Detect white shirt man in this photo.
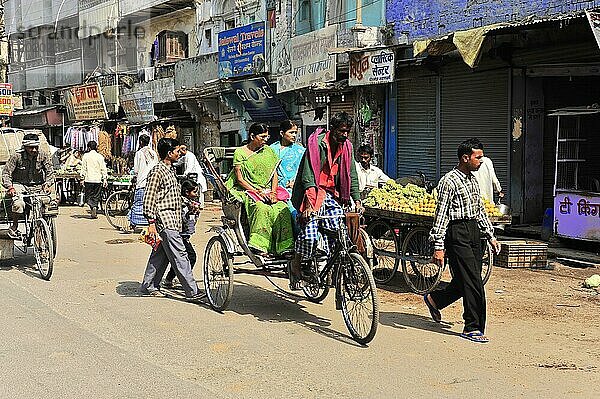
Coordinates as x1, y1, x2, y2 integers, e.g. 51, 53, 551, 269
134, 141, 158, 189
81, 148, 107, 184
472, 156, 502, 202
355, 145, 392, 193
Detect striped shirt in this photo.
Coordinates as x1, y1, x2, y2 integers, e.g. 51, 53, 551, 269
430, 168, 495, 250
143, 162, 182, 232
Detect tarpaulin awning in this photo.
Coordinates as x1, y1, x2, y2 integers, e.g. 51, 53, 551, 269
12, 105, 59, 116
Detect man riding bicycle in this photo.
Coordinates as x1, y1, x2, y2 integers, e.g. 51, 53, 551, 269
289, 112, 363, 290
2, 133, 55, 239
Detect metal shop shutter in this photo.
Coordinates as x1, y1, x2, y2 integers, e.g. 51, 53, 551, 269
440, 63, 510, 198
396, 74, 438, 180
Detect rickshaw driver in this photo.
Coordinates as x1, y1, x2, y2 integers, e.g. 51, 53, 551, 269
289, 112, 363, 290
2, 133, 56, 239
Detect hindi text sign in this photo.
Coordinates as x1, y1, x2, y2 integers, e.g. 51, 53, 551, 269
120, 92, 155, 124
0, 83, 14, 116
277, 25, 337, 93
65, 83, 108, 121
349, 49, 395, 86
555, 192, 600, 241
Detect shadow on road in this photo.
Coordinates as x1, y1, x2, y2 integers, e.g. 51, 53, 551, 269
224, 281, 365, 347
116, 280, 143, 296
0, 252, 46, 280
379, 311, 460, 337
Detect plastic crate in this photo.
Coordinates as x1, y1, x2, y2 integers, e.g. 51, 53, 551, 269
494, 240, 548, 269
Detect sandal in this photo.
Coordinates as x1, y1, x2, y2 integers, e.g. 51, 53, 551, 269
7, 228, 21, 240
460, 331, 489, 343
287, 262, 303, 291
423, 294, 442, 323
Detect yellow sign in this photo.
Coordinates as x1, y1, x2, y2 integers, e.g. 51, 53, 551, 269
0, 83, 14, 116
64, 83, 108, 121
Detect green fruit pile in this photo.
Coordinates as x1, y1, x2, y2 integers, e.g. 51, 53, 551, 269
364, 181, 438, 216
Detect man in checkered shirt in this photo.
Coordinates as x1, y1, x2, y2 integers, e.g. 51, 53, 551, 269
424, 138, 501, 343
139, 137, 200, 299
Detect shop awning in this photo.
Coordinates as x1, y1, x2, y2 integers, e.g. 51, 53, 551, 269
12, 105, 64, 128
548, 106, 600, 117
12, 105, 60, 116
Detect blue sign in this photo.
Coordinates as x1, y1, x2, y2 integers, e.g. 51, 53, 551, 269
230, 77, 287, 122
218, 22, 266, 79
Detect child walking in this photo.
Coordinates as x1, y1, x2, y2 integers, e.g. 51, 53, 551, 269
163, 179, 201, 288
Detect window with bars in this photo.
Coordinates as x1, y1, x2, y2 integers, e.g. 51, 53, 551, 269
157, 31, 188, 63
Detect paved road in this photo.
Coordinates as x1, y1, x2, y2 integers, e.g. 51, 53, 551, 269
1, 207, 598, 398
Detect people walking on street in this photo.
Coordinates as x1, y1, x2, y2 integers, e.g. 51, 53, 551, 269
2, 133, 55, 239
289, 112, 362, 290
140, 138, 200, 299
355, 144, 392, 194
80, 141, 107, 219
425, 138, 501, 343
163, 179, 201, 288
472, 147, 503, 202
128, 134, 158, 228
175, 144, 207, 208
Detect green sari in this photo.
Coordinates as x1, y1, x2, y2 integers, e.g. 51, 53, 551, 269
225, 145, 294, 254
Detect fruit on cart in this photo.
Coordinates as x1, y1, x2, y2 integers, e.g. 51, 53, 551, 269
365, 180, 504, 218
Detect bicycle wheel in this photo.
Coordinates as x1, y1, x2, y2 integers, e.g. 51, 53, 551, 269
203, 235, 234, 311
401, 227, 443, 294
302, 258, 330, 303
366, 220, 399, 284
448, 240, 493, 285
47, 217, 57, 258
337, 252, 379, 345
33, 219, 54, 280
105, 190, 133, 232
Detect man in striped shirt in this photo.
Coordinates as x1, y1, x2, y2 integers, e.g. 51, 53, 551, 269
424, 138, 501, 343
139, 138, 200, 299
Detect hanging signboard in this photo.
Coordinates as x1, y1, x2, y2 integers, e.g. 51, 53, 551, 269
0, 83, 14, 116
218, 22, 266, 79
586, 10, 600, 50
231, 77, 288, 122
277, 25, 337, 93
120, 91, 155, 124
555, 191, 600, 242
349, 49, 395, 86
64, 83, 108, 121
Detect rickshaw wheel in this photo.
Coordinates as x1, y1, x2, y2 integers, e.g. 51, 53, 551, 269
337, 252, 379, 345
366, 220, 399, 284
302, 258, 330, 303
401, 227, 443, 294
203, 235, 234, 311
448, 240, 493, 285
33, 219, 54, 281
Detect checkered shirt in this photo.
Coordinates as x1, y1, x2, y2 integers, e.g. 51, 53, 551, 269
295, 192, 344, 260
430, 168, 495, 250
143, 162, 182, 232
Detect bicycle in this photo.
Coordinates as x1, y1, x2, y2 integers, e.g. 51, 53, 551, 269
105, 180, 136, 233
13, 193, 57, 280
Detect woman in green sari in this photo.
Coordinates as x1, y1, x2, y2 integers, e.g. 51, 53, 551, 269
225, 123, 294, 255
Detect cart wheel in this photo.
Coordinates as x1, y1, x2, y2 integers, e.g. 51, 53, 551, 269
105, 190, 133, 233
302, 258, 330, 303
401, 227, 443, 294
33, 219, 54, 281
448, 240, 493, 285
337, 252, 379, 345
366, 220, 399, 284
203, 235, 234, 311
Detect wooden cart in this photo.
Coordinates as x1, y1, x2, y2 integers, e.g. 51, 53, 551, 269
364, 206, 511, 294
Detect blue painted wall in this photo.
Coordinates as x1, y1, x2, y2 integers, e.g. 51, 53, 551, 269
386, 0, 600, 41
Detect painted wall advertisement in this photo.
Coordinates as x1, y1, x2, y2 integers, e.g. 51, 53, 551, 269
64, 83, 108, 121
218, 22, 266, 79
0, 83, 14, 116
231, 77, 288, 122
120, 92, 155, 124
277, 25, 337, 93
349, 49, 395, 86
555, 191, 600, 241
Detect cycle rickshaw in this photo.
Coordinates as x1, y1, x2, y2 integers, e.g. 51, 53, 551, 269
201, 147, 379, 345
0, 191, 57, 280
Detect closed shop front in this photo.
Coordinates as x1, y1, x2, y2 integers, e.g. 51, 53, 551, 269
396, 68, 438, 180
440, 62, 510, 199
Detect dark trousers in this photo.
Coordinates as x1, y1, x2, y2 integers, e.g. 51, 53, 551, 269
166, 236, 196, 282
430, 219, 486, 333
84, 182, 103, 209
